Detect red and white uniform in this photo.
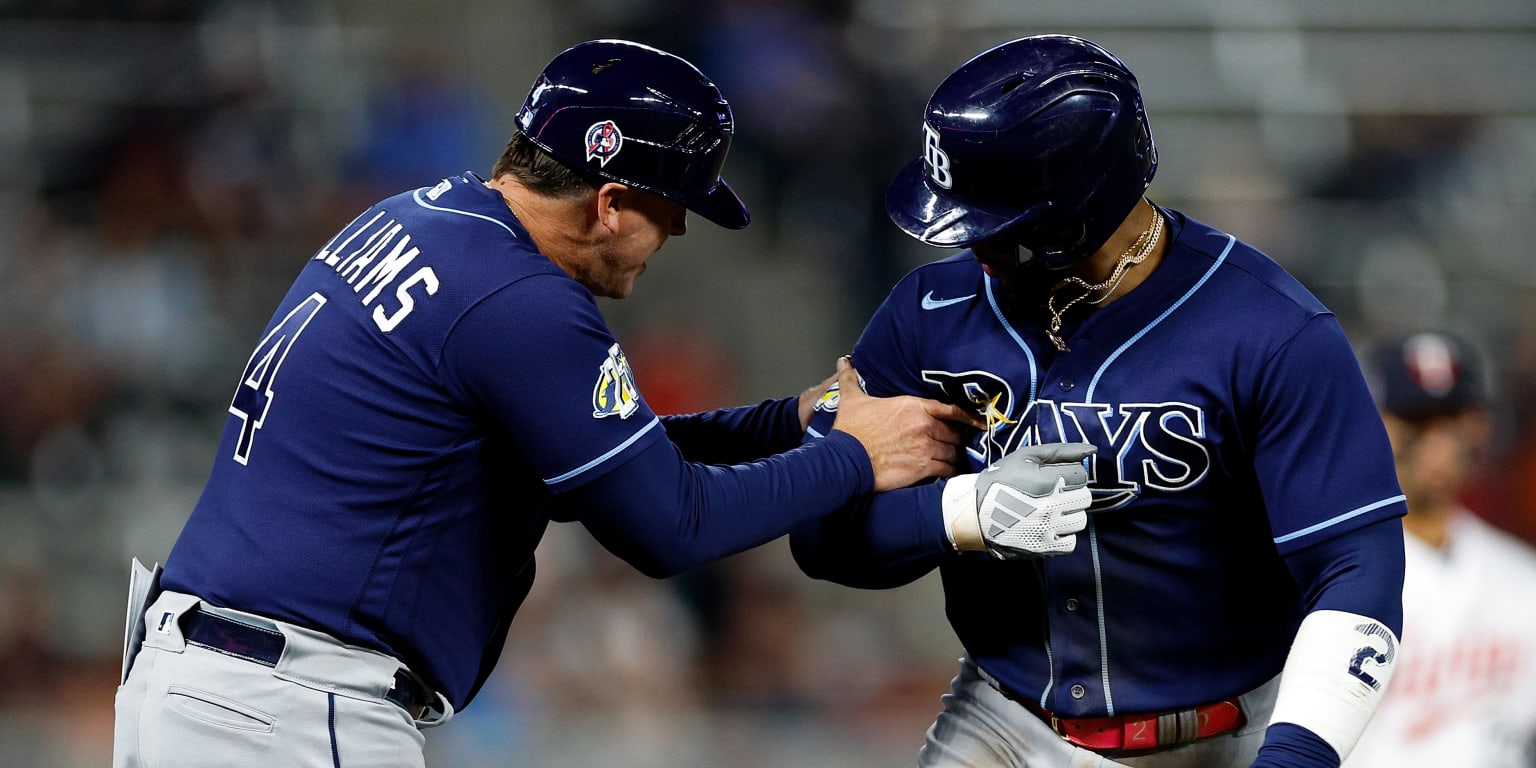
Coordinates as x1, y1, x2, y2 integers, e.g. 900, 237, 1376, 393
1347, 511, 1536, 768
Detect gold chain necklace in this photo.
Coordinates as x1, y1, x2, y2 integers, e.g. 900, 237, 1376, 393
1044, 210, 1164, 352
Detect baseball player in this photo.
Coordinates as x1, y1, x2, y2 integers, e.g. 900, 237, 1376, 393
790, 35, 1408, 767
1345, 332, 1536, 767
111, 39, 993, 768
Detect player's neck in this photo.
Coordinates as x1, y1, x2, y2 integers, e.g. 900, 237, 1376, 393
1403, 504, 1456, 550
1070, 200, 1167, 308
488, 176, 599, 275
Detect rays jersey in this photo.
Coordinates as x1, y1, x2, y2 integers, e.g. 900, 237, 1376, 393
1346, 512, 1536, 767
798, 208, 1406, 718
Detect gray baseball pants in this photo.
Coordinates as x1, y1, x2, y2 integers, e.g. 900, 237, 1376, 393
114, 590, 444, 768
918, 657, 1279, 768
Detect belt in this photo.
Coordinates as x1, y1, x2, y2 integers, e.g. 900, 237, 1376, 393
182, 607, 435, 720
1022, 697, 1246, 754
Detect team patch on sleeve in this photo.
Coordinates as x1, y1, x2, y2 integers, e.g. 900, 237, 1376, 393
813, 385, 841, 413
592, 343, 641, 419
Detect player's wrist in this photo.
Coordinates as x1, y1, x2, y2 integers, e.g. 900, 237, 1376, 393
941, 473, 984, 551
1249, 723, 1339, 768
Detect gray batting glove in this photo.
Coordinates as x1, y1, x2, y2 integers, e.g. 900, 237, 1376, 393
942, 443, 1096, 560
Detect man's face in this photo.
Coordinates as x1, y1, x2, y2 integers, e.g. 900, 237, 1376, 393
969, 236, 1017, 282
584, 189, 688, 299
969, 235, 1069, 308
1381, 410, 1487, 512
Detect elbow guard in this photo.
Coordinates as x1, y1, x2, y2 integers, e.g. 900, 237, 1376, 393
1268, 609, 1399, 761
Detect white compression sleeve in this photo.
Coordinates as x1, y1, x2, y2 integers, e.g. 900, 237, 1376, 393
1267, 609, 1399, 761
941, 473, 981, 551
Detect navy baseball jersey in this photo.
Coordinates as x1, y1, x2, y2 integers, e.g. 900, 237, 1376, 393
161, 172, 873, 710
795, 208, 1406, 718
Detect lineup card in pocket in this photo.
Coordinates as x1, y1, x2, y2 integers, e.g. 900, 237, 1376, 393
121, 558, 164, 685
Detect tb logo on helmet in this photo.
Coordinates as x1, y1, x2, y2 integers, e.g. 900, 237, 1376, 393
922, 123, 953, 189
585, 120, 624, 167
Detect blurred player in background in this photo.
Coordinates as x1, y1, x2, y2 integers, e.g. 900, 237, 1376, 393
1346, 331, 1536, 767
791, 34, 1406, 767
112, 39, 986, 768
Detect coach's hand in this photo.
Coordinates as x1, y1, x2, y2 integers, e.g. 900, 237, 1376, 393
943, 443, 1096, 559
830, 357, 984, 492
796, 369, 840, 432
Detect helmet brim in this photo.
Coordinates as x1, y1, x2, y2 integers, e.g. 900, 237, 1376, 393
684, 178, 750, 230
885, 158, 1036, 248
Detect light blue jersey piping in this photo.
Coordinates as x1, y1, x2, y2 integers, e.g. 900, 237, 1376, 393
544, 417, 661, 485
1084, 234, 1235, 403
1088, 522, 1117, 715
985, 274, 1040, 404
1273, 495, 1407, 545
412, 187, 519, 237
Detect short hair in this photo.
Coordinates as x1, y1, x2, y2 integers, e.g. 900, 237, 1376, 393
490, 132, 600, 199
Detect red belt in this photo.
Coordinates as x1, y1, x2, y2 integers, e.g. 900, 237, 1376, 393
1029, 698, 1246, 753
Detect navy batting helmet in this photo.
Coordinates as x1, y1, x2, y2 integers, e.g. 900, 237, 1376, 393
516, 39, 749, 229
886, 35, 1157, 268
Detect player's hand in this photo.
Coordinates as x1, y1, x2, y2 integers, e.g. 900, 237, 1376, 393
942, 442, 1096, 559
795, 367, 839, 432
830, 357, 985, 492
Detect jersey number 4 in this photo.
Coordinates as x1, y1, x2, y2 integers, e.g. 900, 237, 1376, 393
228, 293, 326, 465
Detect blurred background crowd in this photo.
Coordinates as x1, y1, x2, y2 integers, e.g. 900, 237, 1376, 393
1, 0, 1533, 765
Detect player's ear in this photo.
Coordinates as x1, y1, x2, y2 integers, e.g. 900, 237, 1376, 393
594, 182, 629, 234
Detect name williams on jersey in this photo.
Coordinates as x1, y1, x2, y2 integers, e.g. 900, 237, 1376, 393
310, 207, 440, 333
923, 369, 1210, 512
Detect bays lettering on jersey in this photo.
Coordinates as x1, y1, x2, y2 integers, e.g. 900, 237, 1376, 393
312, 209, 440, 332
923, 369, 1211, 511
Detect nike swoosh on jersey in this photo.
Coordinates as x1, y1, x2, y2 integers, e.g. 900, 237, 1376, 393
921, 291, 977, 310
